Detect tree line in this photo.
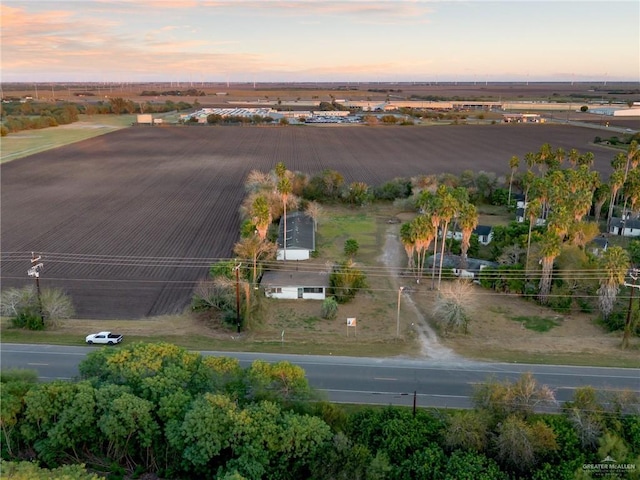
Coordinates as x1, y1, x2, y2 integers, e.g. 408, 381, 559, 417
2, 342, 638, 479
0, 98, 194, 136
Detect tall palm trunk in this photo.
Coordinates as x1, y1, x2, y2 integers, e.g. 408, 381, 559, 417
437, 220, 451, 290
430, 227, 439, 289
538, 256, 555, 304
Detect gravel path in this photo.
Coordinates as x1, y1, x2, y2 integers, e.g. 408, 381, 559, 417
380, 225, 469, 363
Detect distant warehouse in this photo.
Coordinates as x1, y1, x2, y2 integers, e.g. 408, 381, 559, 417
136, 114, 163, 125
502, 113, 543, 123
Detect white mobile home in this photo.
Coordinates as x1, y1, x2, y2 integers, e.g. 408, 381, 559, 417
277, 211, 316, 261
261, 270, 329, 300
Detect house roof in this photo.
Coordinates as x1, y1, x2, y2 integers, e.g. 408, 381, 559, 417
451, 224, 492, 235
261, 270, 329, 288
430, 253, 498, 273
474, 225, 493, 236
610, 217, 640, 229
590, 236, 609, 248
277, 211, 315, 250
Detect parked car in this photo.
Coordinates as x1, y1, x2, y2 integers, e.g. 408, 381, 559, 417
85, 331, 123, 345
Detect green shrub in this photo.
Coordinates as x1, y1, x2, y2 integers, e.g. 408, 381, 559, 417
12, 308, 44, 330
321, 297, 338, 319
0, 368, 38, 384
600, 310, 626, 332
576, 297, 594, 313
549, 285, 572, 314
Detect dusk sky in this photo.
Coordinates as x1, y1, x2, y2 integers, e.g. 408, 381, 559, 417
2, 1, 639, 83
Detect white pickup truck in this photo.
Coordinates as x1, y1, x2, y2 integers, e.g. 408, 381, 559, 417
85, 331, 123, 345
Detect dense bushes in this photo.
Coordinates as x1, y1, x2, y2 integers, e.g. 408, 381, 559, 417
2, 344, 638, 479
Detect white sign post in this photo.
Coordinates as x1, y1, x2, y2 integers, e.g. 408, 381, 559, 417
347, 317, 357, 337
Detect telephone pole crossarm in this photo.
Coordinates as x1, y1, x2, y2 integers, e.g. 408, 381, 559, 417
27, 252, 45, 324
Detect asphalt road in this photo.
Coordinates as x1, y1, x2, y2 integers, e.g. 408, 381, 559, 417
1, 344, 638, 410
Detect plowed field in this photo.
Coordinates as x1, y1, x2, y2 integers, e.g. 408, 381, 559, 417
1, 124, 617, 319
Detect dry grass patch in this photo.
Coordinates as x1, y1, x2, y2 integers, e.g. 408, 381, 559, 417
407, 283, 640, 366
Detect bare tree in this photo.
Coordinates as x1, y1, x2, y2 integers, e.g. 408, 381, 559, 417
473, 372, 556, 420
245, 169, 274, 192
0, 286, 74, 328
305, 201, 322, 232
495, 415, 558, 472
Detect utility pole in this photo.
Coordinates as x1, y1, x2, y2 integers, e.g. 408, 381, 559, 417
622, 269, 639, 349
234, 263, 242, 333
27, 252, 45, 325
396, 286, 405, 338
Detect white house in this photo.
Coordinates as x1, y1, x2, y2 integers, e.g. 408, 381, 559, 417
430, 254, 498, 281
589, 236, 609, 256
277, 212, 315, 261
261, 270, 329, 300
515, 206, 546, 226
609, 217, 640, 237
450, 225, 494, 245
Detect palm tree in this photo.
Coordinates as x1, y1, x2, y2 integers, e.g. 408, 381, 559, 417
577, 151, 595, 168
274, 161, 287, 180
276, 170, 292, 260
535, 143, 553, 175
251, 195, 271, 240
233, 235, 277, 285
567, 148, 580, 167
621, 168, 640, 221
547, 205, 573, 240
412, 215, 436, 278
458, 202, 478, 269
538, 231, 562, 304
400, 222, 417, 273
606, 169, 626, 232
524, 151, 537, 171
521, 170, 536, 206
567, 221, 600, 249
507, 155, 520, 205
525, 197, 543, 272
592, 184, 610, 223
436, 185, 459, 290
596, 246, 630, 320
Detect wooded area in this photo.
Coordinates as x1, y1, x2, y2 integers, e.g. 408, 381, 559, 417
1, 342, 638, 479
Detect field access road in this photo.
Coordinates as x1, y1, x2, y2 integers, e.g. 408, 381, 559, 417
2, 344, 638, 410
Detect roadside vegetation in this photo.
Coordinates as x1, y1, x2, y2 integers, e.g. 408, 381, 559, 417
2, 342, 638, 479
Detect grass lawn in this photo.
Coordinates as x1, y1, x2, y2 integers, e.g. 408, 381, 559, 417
510, 315, 562, 332
1, 114, 136, 163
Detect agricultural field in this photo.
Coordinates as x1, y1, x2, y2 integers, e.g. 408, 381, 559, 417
0, 123, 623, 320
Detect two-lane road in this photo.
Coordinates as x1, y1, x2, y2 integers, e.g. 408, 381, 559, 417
1, 344, 638, 409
